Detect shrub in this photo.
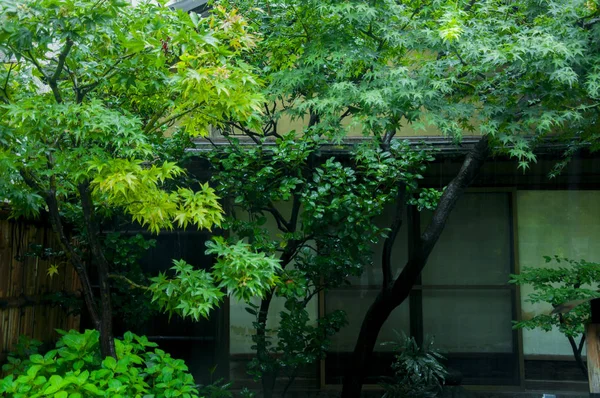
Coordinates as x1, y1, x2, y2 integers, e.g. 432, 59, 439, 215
380, 332, 448, 398
0, 329, 199, 398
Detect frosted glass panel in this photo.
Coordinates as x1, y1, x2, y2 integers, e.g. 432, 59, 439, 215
422, 290, 513, 353
517, 190, 600, 356
421, 193, 511, 285
326, 289, 409, 352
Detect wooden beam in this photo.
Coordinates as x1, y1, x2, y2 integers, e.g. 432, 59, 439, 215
587, 299, 600, 397
0, 293, 80, 309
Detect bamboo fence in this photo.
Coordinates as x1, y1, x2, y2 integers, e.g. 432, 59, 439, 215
0, 215, 81, 365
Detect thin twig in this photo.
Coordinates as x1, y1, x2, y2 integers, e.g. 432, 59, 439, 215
109, 274, 150, 290
146, 105, 200, 135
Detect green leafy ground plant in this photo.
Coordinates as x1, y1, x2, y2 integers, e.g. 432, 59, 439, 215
380, 333, 448, 398
0, 330, 199, 398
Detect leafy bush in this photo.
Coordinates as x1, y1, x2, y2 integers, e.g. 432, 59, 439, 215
0, 330, 199, 398
380, 333, 448, 398
197, 379, 234, 398
1, 336, 43, 376
509, 256, 600, 377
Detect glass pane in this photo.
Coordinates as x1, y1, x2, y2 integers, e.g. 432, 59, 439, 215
517, 190, 600, 356
422, 289, 513, 353
421, 193, 511, 285
345, 206, 409, 287
326, 289, 410, 352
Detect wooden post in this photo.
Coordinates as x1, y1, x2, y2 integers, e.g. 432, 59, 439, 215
587, 299, 600, 397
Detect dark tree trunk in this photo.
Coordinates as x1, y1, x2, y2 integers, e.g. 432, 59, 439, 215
341, 136, 490, 398
78, 182, 116, 359
19, 170, 104, 343
257, 291, 276, 398
44, 190, 101, 330
253, 204, 302, 397
567, 334, 588, 379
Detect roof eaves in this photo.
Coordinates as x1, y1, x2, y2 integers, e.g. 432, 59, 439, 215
166, 0, 209, 13
188, 136, 576, 158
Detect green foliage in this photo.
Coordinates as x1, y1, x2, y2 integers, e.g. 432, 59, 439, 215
0, 0, 276, 352
510, 256, 600, 337
220, 0, 600, 169
0, 329, 200, 398
209, 134, 433, 283
148, 240, 282, 322
207, 238, 281, 301
1, 336, 43, 376
0, 0, 261, 225
380, 333, 448, 398
247, 300, 347, 384
149, 259, 225, 322
407, 188, 445, 212
207, 133, 433, 391
103, 233, 157, 328
197, 379, 233, 398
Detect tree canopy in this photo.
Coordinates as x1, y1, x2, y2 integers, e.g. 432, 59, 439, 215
0, 0, 274, 359
211, 0, 600, 396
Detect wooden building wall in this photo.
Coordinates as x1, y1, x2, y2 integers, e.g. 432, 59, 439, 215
0, 215, 81, 364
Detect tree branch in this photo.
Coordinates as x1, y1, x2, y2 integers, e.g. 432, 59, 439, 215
339, 107, 352, 122
263, 206, 289, 232
24, 50, 65, 103
390, 135, 490, 302
146, 104, 200, 135
0, 62, 15, 104
382, 183, 405, 288
22, 168, 102, 330
578, 333, 586, 354
142, 106, 170, 134
382, 128, 397, 150
51, 38, 73, 84
109, 274, 150, 290
78, 180, 116, 358
308, 111, 320, 128
289, 193, 301, 233
78, 53, 136, 98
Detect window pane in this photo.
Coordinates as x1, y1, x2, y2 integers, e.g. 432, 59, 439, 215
517, 190, 600, 356
422, 289, 514, 353
421, 193, 511, 285
345, 206, 408, 287
326, 289, 410, 352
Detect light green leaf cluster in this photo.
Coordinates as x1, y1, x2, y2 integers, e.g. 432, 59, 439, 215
149, 259, 225, 322
0, 330, 199, 398
207, 237, 282, 302
147, 241, 281, 321
0, 0, 262, 227
88, 159, 223, 233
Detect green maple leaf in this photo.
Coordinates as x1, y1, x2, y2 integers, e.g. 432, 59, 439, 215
47, 264, 59, 278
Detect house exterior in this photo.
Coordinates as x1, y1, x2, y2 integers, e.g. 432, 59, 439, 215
9, 0, 592, 394
187, 134, 600, 394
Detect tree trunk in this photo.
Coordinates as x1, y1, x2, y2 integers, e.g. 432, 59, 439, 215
341, 136, 490, 398
45, 192, 101, 330
567, 334, 588, 379
18, 169, 102, 332
78, 182, 116, 359
257, 291, 276, 398
254, 238, 300, 397
341, 289, 397, 396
